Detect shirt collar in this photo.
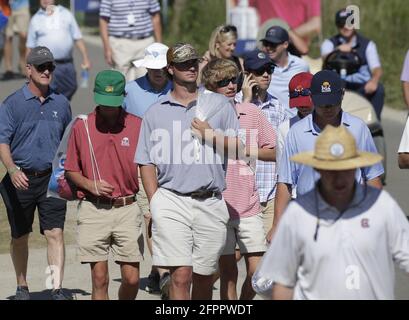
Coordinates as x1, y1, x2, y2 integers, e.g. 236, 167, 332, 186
305, 111, 351, 135
161, 91, 197, 110
23, 83, 55, 102
276, 53, 296, 72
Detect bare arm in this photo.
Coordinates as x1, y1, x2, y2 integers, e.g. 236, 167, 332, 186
398, 153, 409, 169
0, 143, 29, 190
247, 147, 275, 161
151, 12, 162, 43
65, 170, 114, 197
272, 283, 294, 300
403, 81, 409, 110
75, 39, 91, 69
288, 30, 309, 55
293, 16, 321, 39
139, 165, 158, 202
367, 177, 383, 189
99, 17, 113, 66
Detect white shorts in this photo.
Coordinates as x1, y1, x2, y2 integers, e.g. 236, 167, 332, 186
149, 188, 230, 275
222, 213, 267, 255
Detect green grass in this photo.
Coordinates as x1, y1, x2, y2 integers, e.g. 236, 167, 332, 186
162, 0, 409, 109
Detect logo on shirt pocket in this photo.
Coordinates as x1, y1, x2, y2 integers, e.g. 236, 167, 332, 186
121, 137, 130, 147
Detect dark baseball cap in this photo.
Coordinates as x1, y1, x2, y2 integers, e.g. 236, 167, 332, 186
311, 70, 344, 107
27, 46, 55, 65
335, 8, 354, 28
261, 26, 289, 44
244, 50, 275, 71
94, 70, 125, 107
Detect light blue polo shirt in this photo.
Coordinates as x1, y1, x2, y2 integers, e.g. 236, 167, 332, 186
10, 0, 29, 11
267, 53, 309, 118
26, 5, 82, 60
277, 111, 384, 196
123, 75, 172, 118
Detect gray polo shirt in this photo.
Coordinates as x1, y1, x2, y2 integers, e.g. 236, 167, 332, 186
135, 91, 240, 194
253, 184, 409, 300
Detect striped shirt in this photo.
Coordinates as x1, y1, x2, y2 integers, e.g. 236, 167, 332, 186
99, 0, 160, 38
252, 93, 288, 203
223, 103, 276, 219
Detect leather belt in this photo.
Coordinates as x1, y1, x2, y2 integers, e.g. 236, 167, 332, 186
55, 58, 73, 64
173, 190, 220, 200
21, 167, 52, 178
85, 194, 137, 208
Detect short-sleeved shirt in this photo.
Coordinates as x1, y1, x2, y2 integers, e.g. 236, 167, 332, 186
0, 84, 72, 171
135, 91, 240, 194
10, 0, 29, 11
401, 50, 409, 82
248, 0, 321, 28
321, 37, 381, 84
267, 53, 310, 117
398, 116, 409, 153
123, 75, 172, 118
99, 0, 160, 39
64, 109, 142, 199
278, 111, 384, 196
254, 185, 409, 299
223, 102, 276, 219
26, 5, 82, 60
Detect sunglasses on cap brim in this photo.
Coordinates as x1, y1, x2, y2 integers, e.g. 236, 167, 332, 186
221, 25, 237, 34
289, 88, 312, 99
33, 62, 56, 73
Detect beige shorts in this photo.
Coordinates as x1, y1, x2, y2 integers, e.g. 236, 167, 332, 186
260, 199, 275, 235
222, 213, 267, 255
5, 6, 30, 37
109, 35, 154, 81
150, 188, 230, 275
76, 200, 144, 263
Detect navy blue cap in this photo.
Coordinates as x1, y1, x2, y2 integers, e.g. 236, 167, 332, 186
311, 70, 344, 107
243, 50, 275, 71
261, 26, 289, 44
335, 8, 353, 28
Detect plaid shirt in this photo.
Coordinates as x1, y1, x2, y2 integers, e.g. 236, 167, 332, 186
252, 93, 288, 202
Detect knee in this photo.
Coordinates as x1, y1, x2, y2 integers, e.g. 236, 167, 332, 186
172, 269, 192, 288
92, 271, 109, 289
11, 234, 29, 247
44, 228, 64, 244
122, 273, 139, 288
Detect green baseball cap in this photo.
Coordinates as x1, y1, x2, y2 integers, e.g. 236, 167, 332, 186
93, 70, 125, 107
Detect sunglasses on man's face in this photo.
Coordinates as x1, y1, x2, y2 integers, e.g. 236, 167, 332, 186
216, 76, 239, 88
34, 63, 56, 73
250, 65, 274, 77
262, 40, 282, 50
289, 88, 312, 98
221, 25, 237, 34
173, 59, 199, 71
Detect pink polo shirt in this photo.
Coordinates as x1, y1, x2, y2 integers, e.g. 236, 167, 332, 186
248, 0, 321, 28
223, 103, 276, 219
65, 109, 142, 199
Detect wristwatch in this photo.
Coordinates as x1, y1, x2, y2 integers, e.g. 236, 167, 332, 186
7, 166, 20, 175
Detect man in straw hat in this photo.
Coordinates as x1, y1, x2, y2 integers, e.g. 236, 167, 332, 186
271, 70, 384, 242
252, 125, 409, 300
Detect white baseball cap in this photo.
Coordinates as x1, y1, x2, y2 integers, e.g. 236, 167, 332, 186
132, 43, 169, 69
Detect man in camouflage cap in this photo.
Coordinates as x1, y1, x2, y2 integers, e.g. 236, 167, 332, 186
136, 43, 240, 300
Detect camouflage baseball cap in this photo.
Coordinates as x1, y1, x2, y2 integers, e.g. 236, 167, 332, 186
167, 43, 200, 64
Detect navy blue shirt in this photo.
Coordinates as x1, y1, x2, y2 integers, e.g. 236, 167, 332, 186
0, 84, 72, 171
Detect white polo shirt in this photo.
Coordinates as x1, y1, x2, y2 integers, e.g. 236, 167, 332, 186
253, 184, 409, 300
398, 117, 409, 153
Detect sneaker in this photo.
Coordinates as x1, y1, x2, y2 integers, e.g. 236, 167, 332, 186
51, 288, 73, 300
159, 272, 171, 300
145, 272, 160, 293
14, 286, 30, 300
1, 71, 15, 81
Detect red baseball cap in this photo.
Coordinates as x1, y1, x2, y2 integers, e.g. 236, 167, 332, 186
289, 72, 313, 108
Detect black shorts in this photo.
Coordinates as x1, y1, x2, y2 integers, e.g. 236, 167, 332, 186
0, 173, 67, 239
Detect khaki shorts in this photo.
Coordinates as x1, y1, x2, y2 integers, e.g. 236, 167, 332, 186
260, 199, 275, 235
76, 200, 144, 263
150, 188, 230, 275
222, 213, 267, 255
109, 35, 154, 81
5, 6, 30, 37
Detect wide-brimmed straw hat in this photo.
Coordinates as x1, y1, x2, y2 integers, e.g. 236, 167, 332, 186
291, 125, 382, 170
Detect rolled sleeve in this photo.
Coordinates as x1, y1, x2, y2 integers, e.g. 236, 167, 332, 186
401, 50, 409, 82
99, 0, 112, 18
0, 102, 15, 145
149, 0, 161, 14
366, 41, 381, 70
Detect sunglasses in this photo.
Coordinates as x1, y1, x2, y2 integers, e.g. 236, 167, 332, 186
289, 88, 312, 98
262, 40, 283, 49
216, 76, 239, 88
249, 65, 274, 77
173, 59, 199, 71
34, 63, 56, 73
221, 25, 237, 34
